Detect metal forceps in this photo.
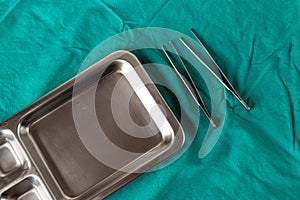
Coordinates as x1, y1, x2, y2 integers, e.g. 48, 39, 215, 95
161, 28, 250, 128
162, 43, 217, 128
180, 29, 251, 111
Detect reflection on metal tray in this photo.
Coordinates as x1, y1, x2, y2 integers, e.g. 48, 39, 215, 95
0, 51, 185, 199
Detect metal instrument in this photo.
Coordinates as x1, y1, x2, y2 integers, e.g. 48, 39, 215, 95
185, 29, 250, 110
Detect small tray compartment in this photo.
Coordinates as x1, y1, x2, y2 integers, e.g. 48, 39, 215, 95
0, 143, 21, 177
0, 130, 29, 189
1, 176, 51, 200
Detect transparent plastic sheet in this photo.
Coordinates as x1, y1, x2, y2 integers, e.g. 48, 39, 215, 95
1, 0, 300, 199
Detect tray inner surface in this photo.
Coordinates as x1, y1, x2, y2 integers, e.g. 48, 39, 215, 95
21, 64, 168, 197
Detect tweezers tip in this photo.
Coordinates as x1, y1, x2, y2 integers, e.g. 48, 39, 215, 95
210, 119, 217, 128
241, 100, 251, 111
161, 45, 167, 52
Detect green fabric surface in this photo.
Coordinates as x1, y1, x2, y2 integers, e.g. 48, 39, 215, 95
1, 0, 300, 199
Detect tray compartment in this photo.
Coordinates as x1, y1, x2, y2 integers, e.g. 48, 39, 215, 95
0, 143, 21, 177
1, 176, 51, 200
0, 130, 29, 189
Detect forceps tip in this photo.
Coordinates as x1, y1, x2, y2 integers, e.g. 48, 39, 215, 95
241, 100, 251, 111
210, 118, 217, 128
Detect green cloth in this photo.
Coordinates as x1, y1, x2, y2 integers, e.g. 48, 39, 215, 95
1, 0, 300, 199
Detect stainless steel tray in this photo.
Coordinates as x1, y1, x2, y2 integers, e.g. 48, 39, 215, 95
0, 51, 185, 199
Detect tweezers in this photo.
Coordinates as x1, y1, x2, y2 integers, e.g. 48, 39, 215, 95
180, 29, 250, 111
161, 44, 217, 128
